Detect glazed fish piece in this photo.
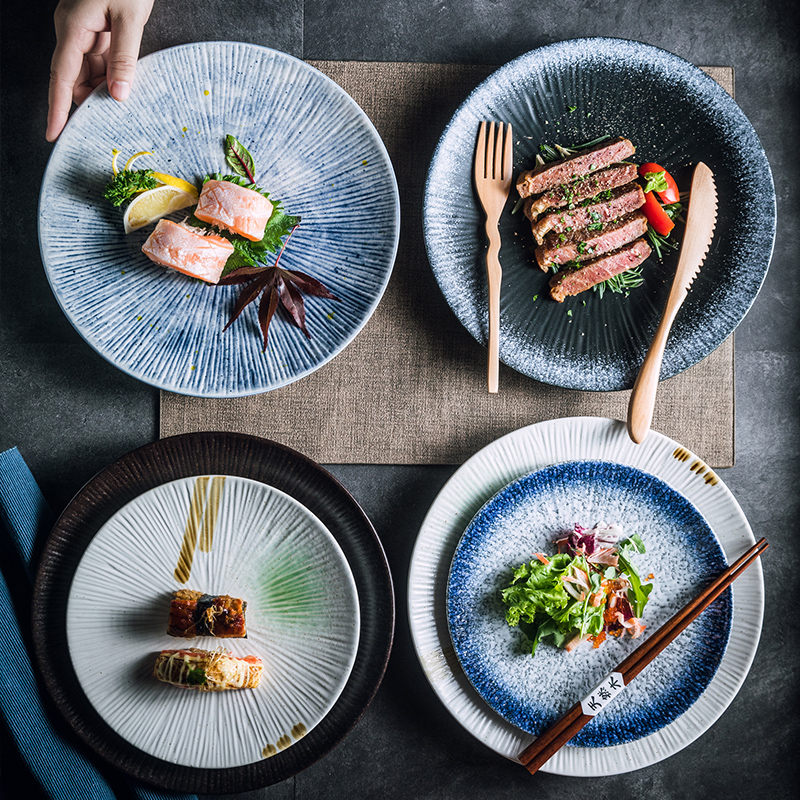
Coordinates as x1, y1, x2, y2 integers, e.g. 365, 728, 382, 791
194, 179, 273, 242
167, 589, 247, 638
549, 238, 652, 302
535, 211, 649, 270
516, 137, 636, 198
154, 648, 262, 691
141, 219, 234, 284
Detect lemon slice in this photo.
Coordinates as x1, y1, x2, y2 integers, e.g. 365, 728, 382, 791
123, 185, 197, 233
152, 171, 200, 196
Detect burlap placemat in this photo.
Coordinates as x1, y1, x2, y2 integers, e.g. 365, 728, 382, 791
160, 63, 735, 467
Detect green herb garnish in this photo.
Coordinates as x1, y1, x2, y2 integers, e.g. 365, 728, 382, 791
186, 667, 207, 686
102, 169, 158, 206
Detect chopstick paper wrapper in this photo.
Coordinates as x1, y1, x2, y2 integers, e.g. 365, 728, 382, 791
518, 537, 769, 775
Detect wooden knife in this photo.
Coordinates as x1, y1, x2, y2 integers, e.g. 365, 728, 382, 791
627, 162, 718, 444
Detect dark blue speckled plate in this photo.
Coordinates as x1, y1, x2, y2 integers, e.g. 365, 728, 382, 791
447, 460, 732, 747
424, 38, 775, 391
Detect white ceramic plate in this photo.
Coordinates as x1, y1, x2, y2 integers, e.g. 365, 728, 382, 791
39, 42, 399, 396
408, 417, 763, 775
67, 475, 360, 769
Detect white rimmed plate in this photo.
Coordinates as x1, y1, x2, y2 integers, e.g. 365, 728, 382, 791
408, 417, 763, 775
39, 42, 400, 396
67, 474, 360, 769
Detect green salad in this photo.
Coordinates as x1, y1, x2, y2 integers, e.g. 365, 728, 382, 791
502, 523, 653, 657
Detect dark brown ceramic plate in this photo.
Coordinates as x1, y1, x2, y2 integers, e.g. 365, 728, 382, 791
32, 432, 394, 793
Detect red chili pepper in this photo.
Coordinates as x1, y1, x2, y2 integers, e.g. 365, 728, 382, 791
641, 190, 675, 236
639, 162, 680, 204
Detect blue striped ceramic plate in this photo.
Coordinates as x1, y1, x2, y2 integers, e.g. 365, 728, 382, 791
447, 459, 732, 747
39, 43, 399, 397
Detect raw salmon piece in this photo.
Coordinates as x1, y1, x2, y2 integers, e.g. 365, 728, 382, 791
194, 179, 273, 242
142, 219, 234, 284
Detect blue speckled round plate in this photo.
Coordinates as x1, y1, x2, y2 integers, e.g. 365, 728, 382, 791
39, 42, 399, 397
424, 38, 775, 390
447, 460, 731, 747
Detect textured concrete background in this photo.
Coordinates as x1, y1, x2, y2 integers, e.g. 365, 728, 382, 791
1, 0, 798, 797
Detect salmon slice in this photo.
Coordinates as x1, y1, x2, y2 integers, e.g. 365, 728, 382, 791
142, 219, 234, 284
194, 179, 273, 242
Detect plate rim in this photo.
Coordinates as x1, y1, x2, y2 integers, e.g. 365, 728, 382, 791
407, 416, 764, 775
38, 41, 401, 398
423, 36, 776, 391
32, 431, 395, 793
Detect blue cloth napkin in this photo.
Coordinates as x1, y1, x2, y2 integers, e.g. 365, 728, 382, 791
0, 447, 198, 800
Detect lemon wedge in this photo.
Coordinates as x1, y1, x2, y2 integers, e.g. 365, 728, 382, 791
123, 185, 197, 234
152, 171, 200, 196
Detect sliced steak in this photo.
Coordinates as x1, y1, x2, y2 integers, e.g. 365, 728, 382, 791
516, 137, 636, 198
535, 211, 649, 270
531, 182, 645, 245
523, 163, 639, 221
549, 239, 652, 302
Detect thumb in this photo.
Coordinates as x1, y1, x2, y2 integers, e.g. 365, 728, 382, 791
106, 4, 153, 101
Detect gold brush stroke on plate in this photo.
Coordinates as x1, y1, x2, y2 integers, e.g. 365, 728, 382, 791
174, 476, 227, 583
262, 723, 309, 759
199, 476, 226, 552
672, 448, 720, 486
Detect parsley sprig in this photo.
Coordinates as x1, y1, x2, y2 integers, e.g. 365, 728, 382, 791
102, 169, 158, 206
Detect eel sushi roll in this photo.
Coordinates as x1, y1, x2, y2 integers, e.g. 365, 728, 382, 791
154, 648, 262, 691
167, 589, 247, 638
194, 179, 274, 241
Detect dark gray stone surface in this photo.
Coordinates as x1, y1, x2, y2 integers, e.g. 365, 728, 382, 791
1, 0, 797, 797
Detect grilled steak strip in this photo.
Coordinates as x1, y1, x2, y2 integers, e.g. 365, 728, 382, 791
549, 239, 652, 302
531, 182, 645, 245
516, 137, 636, 198
523, 163, 639, 221
535, 211, 649, 270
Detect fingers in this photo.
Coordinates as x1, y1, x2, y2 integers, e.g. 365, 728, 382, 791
106, 5, 152, 102
46, 0, 154, 141
47, 36, 89, 142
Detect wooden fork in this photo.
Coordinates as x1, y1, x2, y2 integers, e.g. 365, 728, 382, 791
474, 121, 513, 393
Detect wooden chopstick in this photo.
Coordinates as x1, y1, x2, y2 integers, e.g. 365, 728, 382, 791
518, 537, 768, 775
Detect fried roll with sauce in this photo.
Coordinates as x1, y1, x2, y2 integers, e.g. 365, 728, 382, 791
154, 648, 262, 691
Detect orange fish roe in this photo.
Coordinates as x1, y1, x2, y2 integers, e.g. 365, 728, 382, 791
591, 631, 607, 648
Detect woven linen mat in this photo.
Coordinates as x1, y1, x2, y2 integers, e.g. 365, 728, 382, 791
160, 63, 735, 467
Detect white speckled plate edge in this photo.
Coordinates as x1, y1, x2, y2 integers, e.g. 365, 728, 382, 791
39, 42, 400, 397
408, 417, 763, 775
67, 474, 360, 769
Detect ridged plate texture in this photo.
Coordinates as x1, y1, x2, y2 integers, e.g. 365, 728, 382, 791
408, 417, 763, 775
424, 38, 775, 390
447, 460, 730, 747
66, 475, 359, 768
39, 43, 400, 396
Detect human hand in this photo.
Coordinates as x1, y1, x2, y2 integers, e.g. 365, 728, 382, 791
46, 0, 155, 142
